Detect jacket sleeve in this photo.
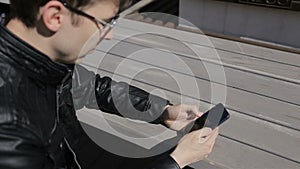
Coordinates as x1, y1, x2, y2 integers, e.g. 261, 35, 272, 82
72, 65, 170, 123
0, 122, 46, 169
145, 155, 181, 169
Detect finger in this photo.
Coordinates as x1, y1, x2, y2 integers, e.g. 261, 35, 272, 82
165, 119, 193, 130
192, 111, 204, 122
206, 127, 219, 142
198, 127, 213, 137
188, 127, 211, 137
209, 140, 216, 153
185, 105, 201, 119
190, 127, 212, 143
177, 104, 201, 119
191, 105, 201, 117
197, 111, 204, 117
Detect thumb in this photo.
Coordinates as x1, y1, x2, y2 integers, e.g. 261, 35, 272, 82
196, 127, 212, 138
196, 127, 212, 143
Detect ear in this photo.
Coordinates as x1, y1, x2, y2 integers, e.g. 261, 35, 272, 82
41, 1, 65, 32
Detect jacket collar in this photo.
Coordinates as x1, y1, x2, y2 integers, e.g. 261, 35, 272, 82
0, 24, 73, 85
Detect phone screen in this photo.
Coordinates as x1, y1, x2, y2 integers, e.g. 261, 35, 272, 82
190, 103, 230, 131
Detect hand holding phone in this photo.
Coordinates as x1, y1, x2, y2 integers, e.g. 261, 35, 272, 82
189, 103, 230, 132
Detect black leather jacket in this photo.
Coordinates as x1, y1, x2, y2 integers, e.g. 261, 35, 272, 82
0, 24, 180, 169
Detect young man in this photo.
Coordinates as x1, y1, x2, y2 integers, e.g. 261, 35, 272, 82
0, 0, 219, 168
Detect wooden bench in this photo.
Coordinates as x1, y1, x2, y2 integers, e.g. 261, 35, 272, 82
79, 18, 300, 169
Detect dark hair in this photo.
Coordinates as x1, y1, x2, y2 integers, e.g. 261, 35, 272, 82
9, 0, 133, 28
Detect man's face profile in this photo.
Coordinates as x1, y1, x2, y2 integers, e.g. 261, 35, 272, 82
58, 0, 119, 63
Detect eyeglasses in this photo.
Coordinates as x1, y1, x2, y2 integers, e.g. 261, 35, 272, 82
59, 0, 119, 35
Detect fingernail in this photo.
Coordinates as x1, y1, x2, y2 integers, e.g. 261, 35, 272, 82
203, 127, 212, 134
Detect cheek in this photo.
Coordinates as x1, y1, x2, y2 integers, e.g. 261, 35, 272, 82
77, 29, 101, 57
85, 29, 101, 48
81, 23, 100, 45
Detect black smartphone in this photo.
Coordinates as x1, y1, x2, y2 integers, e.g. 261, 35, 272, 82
190, 103, 230, 131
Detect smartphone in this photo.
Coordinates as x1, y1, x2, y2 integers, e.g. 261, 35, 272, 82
190, 103, 230, 131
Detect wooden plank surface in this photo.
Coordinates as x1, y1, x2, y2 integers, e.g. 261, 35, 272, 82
96, 38, 300, 106
116, 19, 300, 67
78, 18, 300, 169
110, 19, 300, 84
83, 48, 300, 131
81, 64, 300, 165
78, 64, 300, 169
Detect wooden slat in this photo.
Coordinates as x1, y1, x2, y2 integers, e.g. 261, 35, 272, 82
210, 137, 300, 169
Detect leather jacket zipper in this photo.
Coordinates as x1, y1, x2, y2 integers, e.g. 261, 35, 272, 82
51, 71, 72, 137
55, 71, 82, 169
64, 137, 82, 169
56, 71, 72, 123
49, 71, 72, 143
